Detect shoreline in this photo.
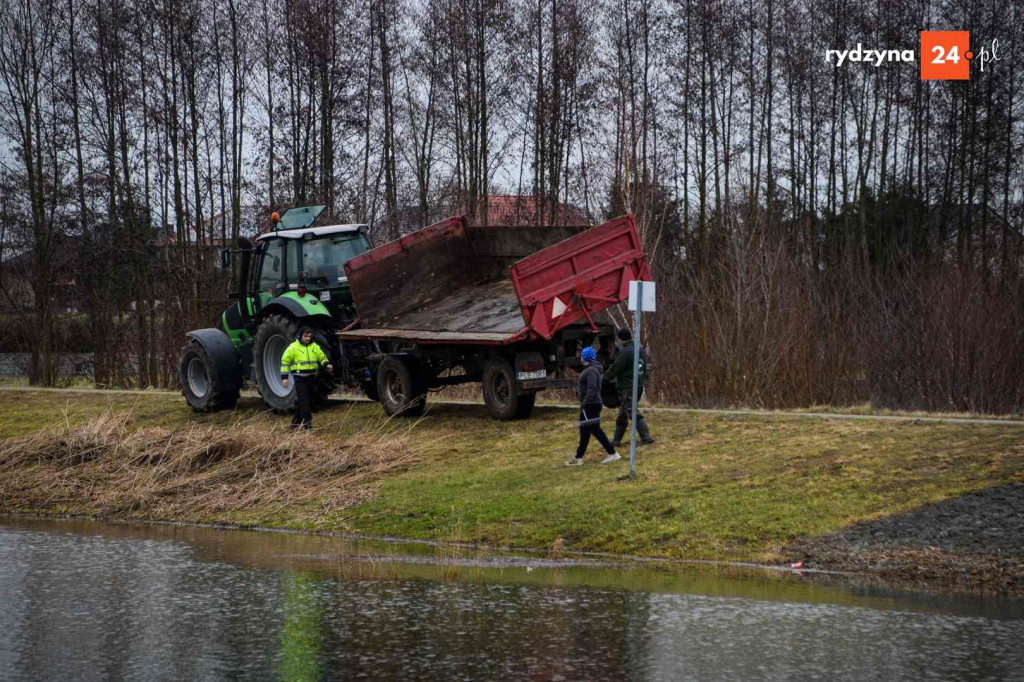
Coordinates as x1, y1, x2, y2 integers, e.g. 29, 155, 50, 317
2, 510, 1018, 598
1, 510, 842, 575
1, 389, 1021, 597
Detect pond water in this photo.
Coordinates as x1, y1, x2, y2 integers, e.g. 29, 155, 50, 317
1, 517, 1021, 681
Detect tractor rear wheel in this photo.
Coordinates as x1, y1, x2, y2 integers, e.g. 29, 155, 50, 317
376, 355, 427, 417
179, 341, 240, 412
253, 314, 299, 413
482, 357, 535, 421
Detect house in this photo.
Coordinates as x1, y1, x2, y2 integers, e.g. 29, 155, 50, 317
0, 234, 87, 314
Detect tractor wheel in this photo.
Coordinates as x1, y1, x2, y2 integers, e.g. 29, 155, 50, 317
482, 357, 535, 421
179, 340, 240, 412
376, 355, 427, 417
253, 313, 299, 413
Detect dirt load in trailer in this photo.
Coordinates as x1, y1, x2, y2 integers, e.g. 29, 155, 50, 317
338, 214, 651, 420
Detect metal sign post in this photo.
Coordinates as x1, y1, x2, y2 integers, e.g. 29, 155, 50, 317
627, 281, 655, 478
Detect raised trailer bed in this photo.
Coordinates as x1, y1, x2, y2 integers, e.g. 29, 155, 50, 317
338, 214, 650, 420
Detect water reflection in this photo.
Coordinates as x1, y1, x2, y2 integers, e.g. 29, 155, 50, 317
279, 574, 322, 682
0, 517, 1021, 681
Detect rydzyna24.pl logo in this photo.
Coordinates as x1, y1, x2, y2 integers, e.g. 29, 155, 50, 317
825, 32, 1001, 79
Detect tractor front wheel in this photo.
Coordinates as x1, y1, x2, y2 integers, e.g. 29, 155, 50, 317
179, 341, 239, 412
253, 314, 299, 413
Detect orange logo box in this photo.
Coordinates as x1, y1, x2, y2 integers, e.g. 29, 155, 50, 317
921, 31, 971, 80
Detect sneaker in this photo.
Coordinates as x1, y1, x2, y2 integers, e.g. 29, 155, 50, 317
611, 441, 623, 448
601, 452, 622, 464
639, 438, 656, 446
566, 458, 584, 466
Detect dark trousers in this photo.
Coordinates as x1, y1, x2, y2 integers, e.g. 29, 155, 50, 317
576, 403, 615, 459
613, 387, 651, 444
291, 374, 315, 430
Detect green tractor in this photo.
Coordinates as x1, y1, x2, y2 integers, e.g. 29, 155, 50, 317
179, 205, 374, 412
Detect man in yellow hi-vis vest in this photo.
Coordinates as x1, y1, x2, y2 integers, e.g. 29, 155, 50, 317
281, 327, 333, 430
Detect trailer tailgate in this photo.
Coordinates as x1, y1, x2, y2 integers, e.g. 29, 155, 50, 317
510, 214, 651, 339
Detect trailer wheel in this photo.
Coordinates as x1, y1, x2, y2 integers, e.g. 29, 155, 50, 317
179, 340, 240, 412
482, 357, 535, 421
377, 355, 427, 417
253, 314, 298, 414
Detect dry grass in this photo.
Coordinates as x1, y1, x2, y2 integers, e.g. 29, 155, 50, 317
0, 408, 430, 525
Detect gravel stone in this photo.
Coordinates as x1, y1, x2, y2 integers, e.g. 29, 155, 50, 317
786, 482, 1024, 594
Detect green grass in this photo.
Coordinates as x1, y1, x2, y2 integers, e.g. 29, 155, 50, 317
2, 389, 1022, 563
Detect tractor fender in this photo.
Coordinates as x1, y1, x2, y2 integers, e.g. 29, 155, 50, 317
185, 328, 243, 391
259, 294, 333, 322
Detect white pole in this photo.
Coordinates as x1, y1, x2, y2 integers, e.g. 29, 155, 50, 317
629, 281, 642, 478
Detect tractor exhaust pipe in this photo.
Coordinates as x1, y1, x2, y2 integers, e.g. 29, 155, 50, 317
237, 236, 254, 326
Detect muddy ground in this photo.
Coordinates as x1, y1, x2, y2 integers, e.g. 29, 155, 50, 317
788, 482, 1024, 595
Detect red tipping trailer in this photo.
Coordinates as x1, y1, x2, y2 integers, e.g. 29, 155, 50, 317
338, 214, 651, 420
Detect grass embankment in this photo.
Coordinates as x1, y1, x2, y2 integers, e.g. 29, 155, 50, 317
1, 390, 1022, 587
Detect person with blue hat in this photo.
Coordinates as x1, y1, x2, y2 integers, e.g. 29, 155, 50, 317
567, 345, 622, 466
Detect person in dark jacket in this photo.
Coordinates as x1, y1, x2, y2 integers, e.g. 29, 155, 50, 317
605, 328, 655, 446
567, 346, 622, 466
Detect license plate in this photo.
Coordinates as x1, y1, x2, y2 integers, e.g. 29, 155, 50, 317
517, 369, 546, 380
319, 291, 331, 302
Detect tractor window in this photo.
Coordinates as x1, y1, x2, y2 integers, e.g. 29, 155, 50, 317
257, 239, 286, 294
278, 205, 326, 230
300, 234, 371, 287
286, 241, 301, 284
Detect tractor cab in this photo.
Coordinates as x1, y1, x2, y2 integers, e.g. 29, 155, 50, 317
250, 207, 372, 325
